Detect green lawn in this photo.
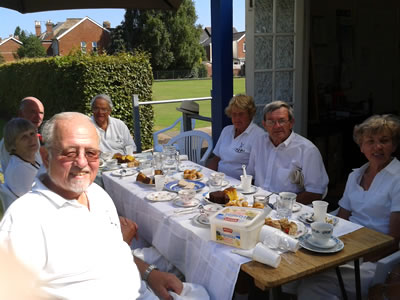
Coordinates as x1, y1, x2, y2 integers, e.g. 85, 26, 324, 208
152, 78, 245, 130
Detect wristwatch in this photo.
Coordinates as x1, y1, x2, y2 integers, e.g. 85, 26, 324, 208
143, 264, 158, 281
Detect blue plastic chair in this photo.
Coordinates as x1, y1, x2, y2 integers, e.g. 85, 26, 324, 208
153, 117, 195, 152
166, 130, 213, 166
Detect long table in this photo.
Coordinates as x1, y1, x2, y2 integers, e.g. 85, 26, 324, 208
102, 163, 394, 300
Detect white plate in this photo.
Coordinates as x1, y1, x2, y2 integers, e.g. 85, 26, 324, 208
192, 214, 210, 226
111, 168, 138, 177
206, 180, 230, 188
172, 172, 207, 183
173, 198, 200, 208
165, 180, 206, 193
178, 164, 202, 172
292, 202, 302, 212
203, 191, 246, 205
298, 212, 339, 226
299, 234, 344, 253
146, 191, 177, 202
234, 184, 258, 195
103, 165, 120, 171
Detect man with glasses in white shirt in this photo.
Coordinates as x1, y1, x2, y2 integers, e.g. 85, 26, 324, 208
247, 101, 328, 205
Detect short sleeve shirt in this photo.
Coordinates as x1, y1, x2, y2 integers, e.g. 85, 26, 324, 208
247, 131, 329, 194
339, 158, 400, 234
213, 122, 266, 179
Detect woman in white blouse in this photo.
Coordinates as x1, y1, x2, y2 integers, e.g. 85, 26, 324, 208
3, 118, 40, 202
207, 95, 266, 179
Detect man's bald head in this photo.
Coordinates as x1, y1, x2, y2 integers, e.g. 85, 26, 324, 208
18, 97, 45, 128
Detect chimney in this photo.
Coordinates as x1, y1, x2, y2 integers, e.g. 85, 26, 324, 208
45, 20, 54, 38
35, 21, 41, 37
0, 37, 2, 43
103, 21, 111, 29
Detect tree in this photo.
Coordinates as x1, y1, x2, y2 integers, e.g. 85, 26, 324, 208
109, 0, 204, 71
14, 26, 27, 41
17, 34, 46, 59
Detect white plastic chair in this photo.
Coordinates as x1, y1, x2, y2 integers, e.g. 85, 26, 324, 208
153, 117, 196, 152
166, 130, 213, 166
370, 250, 400, 287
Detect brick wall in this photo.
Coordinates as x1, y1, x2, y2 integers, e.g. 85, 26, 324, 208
236, 36, 246, 59
0, 39, 21, 62
57, 19, 110, 56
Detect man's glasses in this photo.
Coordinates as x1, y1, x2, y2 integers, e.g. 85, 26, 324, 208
53, 148, 102, 162
265, 119, 289, 127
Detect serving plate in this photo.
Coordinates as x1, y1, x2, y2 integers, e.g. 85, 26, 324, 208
178, 164, 202, 172
146, 191, 177, 202
264, 219, 307, 239
203, 191, 246, 205
298, 213, 339, 226
299, 234, 344, 253
165, 180, 206, 193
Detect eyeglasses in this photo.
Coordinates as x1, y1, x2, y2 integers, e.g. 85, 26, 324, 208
52, 148, 102, 162
265, 119, 290, 127
92, 107, 110, 113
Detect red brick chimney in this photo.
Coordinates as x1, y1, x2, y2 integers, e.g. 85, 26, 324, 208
103, 21, 111, 29
35, 21, 41, 37
45, 20, 54, 39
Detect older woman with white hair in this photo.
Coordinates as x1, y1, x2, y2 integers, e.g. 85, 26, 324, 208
2, 118, 40, 206
90, 94, 136, 155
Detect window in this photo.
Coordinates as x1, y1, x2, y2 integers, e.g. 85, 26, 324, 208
80, 41, 86, 53
243, 42, 246, 53
92, 41, 97, 52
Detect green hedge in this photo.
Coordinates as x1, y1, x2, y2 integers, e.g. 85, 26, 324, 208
0, 52, 154, 150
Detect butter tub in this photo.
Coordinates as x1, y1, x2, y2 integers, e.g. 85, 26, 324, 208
209, 207, 266, 249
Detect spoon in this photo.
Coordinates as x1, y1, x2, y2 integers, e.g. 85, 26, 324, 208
242, 165, 247, 177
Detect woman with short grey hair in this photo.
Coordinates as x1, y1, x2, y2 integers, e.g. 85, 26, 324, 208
2, 118, 40, 207
207, 94, 266, 179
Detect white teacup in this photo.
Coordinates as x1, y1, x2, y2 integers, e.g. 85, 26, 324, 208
203, 204, 223, 217
178, 189, 196, 204
311, 222, 333, 246
106, 159, 118, 169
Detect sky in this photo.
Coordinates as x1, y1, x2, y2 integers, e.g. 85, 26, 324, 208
0, 0, 245, 39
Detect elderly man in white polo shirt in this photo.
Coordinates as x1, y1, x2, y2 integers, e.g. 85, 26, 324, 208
0, 112, 208, 300
247, 101, 328, 205
90, 94, 136, 155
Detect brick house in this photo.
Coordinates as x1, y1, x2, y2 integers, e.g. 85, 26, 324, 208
200, 27, 246, 76
0, 36, 22, 62
36, 16, 111, 56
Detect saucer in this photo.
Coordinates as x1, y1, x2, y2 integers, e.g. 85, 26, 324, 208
292, 203, 302, 212
234, 184, 258, 195
192, 214, 210, 226
146, 191, 177, 202
307, 236, 337, 249
207, 180, 230, 188
299, 234, 344, 253
173, 198, 200, 208
111, 168, 138, 177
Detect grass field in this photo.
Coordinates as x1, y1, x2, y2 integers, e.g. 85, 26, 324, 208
152, 78, 245, 130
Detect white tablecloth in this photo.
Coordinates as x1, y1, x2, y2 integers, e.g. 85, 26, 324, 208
102, 163, 363, 300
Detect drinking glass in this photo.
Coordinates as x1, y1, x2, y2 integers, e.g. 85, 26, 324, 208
276, 192, 296, 219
